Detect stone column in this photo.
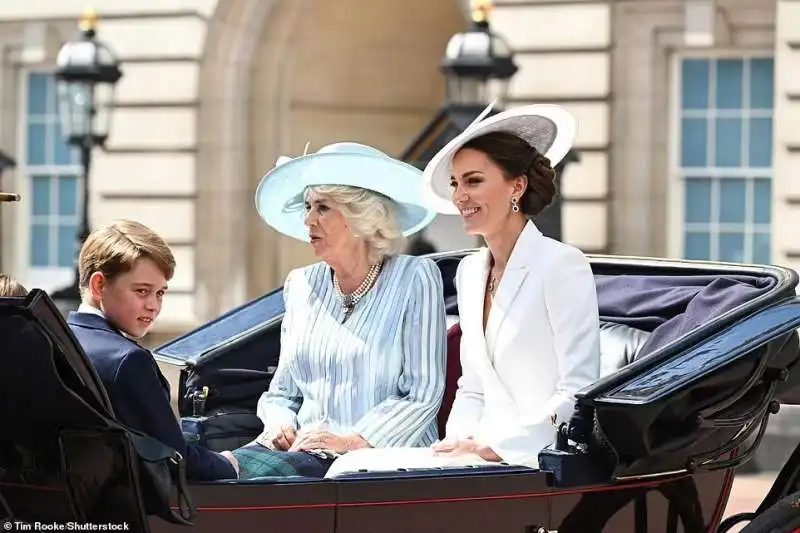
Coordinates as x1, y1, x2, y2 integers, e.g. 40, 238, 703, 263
773, 0, 800, 274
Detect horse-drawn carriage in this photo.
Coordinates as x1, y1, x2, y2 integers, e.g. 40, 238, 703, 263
2, 251, 800, 532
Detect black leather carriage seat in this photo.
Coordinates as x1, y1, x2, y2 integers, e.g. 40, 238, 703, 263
598, 321, 651, 378
436, 320, 651, 439
0, 291, 157, 526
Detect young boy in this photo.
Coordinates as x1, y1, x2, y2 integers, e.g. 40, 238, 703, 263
0, 274, 28, 297
67, 219, 239, 480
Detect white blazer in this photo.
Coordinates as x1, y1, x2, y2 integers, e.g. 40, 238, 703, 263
445, 221, 601, 467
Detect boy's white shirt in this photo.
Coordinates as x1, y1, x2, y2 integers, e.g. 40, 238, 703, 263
77, 303, 105, 319
77, 303, 135, 340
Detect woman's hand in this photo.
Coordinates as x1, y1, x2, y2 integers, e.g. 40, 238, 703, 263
431, 438, 502, 462
271, 425, 297, 451
290, 430, 371, 454
219, 450, 240, 478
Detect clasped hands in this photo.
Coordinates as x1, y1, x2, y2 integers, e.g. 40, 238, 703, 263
269, 425, 370, 454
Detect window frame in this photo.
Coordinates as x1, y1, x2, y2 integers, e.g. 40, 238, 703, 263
15, 68, 84, 292
667, 48, 776, 264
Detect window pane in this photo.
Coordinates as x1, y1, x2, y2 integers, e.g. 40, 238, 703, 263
750, 58, 774, 110
685, 232, 711, 260
749, 117, 773, 167
58, 175, 79, 216
57, 224, 78, 267
753, 232, 771, 264
719, 179, 746, 223
30, 223, 50, 266
719, 233, 746, 263
31, 175, 51, 217
27, 123, 47, 165
681, 118, 707, 167
682, 59, 710, 110
685, 178, 712, 223
53, 123, 77, 165
754, 179, 771, 224
27, 74, 50, 116
715, 60, 743, 109
714, 118, 743, 167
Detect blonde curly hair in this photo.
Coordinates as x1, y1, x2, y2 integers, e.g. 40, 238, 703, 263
307, 185, 405, 264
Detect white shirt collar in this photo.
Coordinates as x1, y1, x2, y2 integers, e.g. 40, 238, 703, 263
77, 303, 135, 340
77, 303, 105, 319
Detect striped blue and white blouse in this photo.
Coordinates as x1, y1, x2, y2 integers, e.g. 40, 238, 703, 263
256, 254, 447, 448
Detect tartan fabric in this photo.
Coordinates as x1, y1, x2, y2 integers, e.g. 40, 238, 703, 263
231, 443, 334, 479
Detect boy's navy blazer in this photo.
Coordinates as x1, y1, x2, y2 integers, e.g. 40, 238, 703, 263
67, 311, 236, 481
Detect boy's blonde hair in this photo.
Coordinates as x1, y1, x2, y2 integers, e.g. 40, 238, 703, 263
78, 220, 176, 304
0, 274, 28, 297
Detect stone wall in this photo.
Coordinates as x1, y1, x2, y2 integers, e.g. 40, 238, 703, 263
492, 0, 612, 253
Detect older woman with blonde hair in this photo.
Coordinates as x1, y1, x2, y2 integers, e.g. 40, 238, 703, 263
229, 142, 448, 479
0, 274, 27, 297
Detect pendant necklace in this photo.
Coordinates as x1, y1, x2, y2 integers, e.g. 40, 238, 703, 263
487, 274, 498, 297
334, 262, 381, 320
487, 261, 502, 298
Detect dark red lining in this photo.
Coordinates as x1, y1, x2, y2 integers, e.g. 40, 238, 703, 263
708, 468, 737, 532
707, 449, 739, 533
183, 478, 680, 512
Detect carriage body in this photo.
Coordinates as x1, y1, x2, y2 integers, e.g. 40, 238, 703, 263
2, 252, 800, 533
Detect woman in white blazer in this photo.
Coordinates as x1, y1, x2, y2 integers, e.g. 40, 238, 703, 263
422, 104, 602, 468
324, 104, 601, 476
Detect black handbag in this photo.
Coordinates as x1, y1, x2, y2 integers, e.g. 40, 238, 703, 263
128, 432, 195, 526
181, 409, 264, 453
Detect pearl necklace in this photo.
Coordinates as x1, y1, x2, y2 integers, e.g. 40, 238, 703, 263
333, 262, 381, 319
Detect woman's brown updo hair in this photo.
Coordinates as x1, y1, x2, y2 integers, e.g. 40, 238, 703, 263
460, 131, 557, 217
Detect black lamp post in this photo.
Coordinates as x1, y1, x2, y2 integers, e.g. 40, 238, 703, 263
402, 0, 581, 248
0, 150, 16, 198
440, 0, 518, 112
402, 1, 519, 252
0, 150, 15, 178
535, 150, 581, 242
0, 150, 19, 269
401, 0, 519, 169
50, 10, 122, 311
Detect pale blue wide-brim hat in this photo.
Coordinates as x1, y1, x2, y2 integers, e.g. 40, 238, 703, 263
254, 142, 437, 243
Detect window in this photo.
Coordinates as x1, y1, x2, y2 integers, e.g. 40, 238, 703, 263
23, 72, 83, 289
677, 57, 774, 264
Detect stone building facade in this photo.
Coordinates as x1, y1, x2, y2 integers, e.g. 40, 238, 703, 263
0, 0, 797, 345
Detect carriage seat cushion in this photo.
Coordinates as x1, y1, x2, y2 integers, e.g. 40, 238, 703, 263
437, 323, 463, 439
598, 321, 651, 377
436, 321, 650, 439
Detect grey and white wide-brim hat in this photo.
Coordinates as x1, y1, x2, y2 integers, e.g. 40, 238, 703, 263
421, 103, 577, 215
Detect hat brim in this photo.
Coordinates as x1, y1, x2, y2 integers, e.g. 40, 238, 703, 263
255, 152, 436, 243
421, 104, 577, 215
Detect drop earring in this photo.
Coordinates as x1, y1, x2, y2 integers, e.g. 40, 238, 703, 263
511, 197, 520, 213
